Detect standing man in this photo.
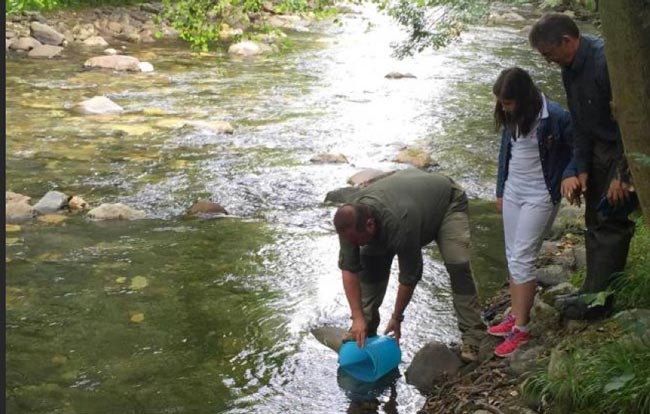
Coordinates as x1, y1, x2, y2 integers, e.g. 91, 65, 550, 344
529, 13, 636, 318
334, 168, 485, 362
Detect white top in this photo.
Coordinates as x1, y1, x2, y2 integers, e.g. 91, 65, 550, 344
504, 95, 550, 204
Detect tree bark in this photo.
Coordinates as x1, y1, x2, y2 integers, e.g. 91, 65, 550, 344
600, 0, 650, 225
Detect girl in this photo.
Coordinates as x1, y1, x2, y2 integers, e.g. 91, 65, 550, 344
490, 67, 578, 357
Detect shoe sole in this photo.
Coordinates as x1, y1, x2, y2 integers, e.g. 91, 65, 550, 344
494, 339, 529, 357
487, 330, 511, 337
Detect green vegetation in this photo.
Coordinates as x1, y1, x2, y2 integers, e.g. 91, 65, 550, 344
524, 218, 650, 414
6, 0, 144, 14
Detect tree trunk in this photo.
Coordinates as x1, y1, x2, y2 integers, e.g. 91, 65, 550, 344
600, 0, 650, 225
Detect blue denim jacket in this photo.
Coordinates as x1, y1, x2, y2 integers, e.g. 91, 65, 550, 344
496, 96, 577, 204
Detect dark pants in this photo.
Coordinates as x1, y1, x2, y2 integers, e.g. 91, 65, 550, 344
583, 140, 635, 293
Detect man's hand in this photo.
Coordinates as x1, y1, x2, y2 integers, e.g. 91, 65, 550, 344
496, 197, 503, 213
349, 316, 367, 348
578, 172, 589, 195
561, 176, 581, 206
383, 317, 402, 344
607, 178, 631, 208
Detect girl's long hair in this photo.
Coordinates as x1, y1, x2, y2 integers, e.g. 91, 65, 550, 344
493, 67, 543, 137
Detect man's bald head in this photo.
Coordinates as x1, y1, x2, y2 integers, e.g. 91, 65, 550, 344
333, 203, 376, 246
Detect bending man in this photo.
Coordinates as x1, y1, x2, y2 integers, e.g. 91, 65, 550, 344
334, 168, 485, 362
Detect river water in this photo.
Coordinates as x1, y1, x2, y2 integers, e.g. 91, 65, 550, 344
6, 4, 568, 414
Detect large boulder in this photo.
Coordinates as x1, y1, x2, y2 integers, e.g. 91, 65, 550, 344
71, 96, 124, 115
83, 55, 141, 71
30, 22, 65, 45
33, 191, 68, 214
88, 203, 146, 220
405, 342, 463, 393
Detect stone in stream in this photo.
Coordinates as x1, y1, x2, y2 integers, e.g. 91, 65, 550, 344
385, 71, 416, 79
33, 190, 69, 214
83, 36, 109, 47
30, 22, 65, 45
10, 37, 42, 51
310, 153, 348, 164
28, 44, 63, 58
71, 96, 124, 115
83, 55, 141, 71
405, 342, 463, 394
187, 200, 229, 217
6, 200, 36, 223
311, 326, 348, 353
88, 203, 146, 220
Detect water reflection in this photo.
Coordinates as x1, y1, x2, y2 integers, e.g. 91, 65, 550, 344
338, 368, 401, 414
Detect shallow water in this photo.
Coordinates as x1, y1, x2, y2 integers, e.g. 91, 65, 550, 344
6, 4, 576, 413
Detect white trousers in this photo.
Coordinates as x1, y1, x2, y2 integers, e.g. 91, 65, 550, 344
502, 194, 559, 284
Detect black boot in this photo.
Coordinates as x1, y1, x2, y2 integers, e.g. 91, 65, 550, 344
555, 292, 614, 320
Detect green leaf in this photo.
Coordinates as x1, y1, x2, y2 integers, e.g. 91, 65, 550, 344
604, 373, 635, 393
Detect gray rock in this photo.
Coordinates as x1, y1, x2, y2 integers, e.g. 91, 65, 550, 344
10, 36, 42, 51
534, 264, 570, 287
88, 203, 146, 220
6, 31, 17, 39
549, 204, 584, 239
573, 245, 587, 269
6, 201, 36, 223
28, 44, 63, 58
71, 96, 124, 115
6, 38, 14, 51
530, 294, 561, 336
385, 71, 417, 79
325, 187, 361, 204
30, 21, 65, 45
405, 342, 463, 394
540, 282, 578, 305
83, 36, 109, 47
104, 48, 118, 55
33, 191, 69, 214
311, 326, 347, 352
508, 345, 545, 377
84, 55, 141, 71
310, 153, 349, 164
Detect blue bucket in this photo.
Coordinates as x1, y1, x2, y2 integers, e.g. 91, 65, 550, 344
338, 336, 401, 382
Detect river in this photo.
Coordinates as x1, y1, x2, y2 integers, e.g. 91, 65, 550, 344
6, 4, 569, 414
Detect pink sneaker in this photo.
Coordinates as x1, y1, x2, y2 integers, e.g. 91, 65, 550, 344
494, 328, 531, 357
487, 313, 515, 337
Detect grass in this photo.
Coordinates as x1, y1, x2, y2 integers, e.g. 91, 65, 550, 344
523, 218, 650, 414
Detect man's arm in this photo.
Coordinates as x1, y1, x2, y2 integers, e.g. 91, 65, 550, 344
384, 282, 415, 343
341, 270, 367, 348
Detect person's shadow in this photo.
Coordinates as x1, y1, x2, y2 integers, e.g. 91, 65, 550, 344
337, 367, 400, 414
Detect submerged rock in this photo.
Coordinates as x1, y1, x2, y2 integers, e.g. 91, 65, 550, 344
71, 96, 124, 115
6, 191, 31, 204
68, 196, 89, 211
385, 71, 416, 79
310, 153, 348, 164
88, 203, 146, 220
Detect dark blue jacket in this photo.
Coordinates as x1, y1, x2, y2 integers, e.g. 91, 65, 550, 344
496, 96, 577, 204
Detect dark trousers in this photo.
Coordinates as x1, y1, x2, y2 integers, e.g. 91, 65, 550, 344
583, 140, 635, 293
